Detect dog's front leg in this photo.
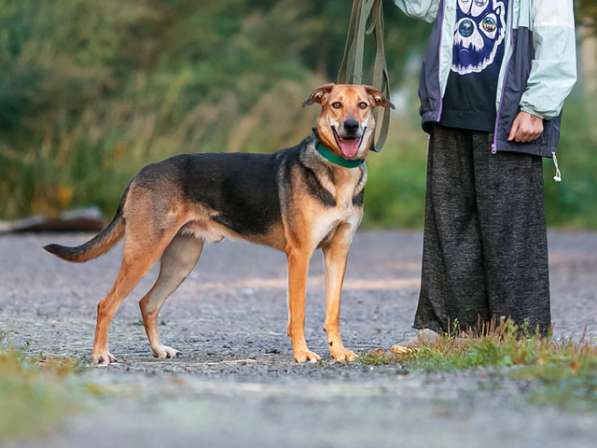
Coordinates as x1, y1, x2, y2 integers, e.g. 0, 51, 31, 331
322, 224, 357, 362
286, 249, 320, 363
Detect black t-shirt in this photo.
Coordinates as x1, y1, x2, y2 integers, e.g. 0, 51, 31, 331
440, 0, 509, 133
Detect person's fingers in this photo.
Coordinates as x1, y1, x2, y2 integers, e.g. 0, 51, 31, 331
508, 118, 520, 141
526, 129, 541, 142
517, 129, 531, 143
523, 130, 534, 142
509, 113, 544, 143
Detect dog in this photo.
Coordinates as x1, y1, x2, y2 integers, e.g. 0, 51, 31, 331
44, 83, 394, 364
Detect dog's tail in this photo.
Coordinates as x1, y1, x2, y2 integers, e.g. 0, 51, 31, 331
43, 185, 129, 263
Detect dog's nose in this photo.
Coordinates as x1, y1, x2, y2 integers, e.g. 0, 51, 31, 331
343, 118, 359, 134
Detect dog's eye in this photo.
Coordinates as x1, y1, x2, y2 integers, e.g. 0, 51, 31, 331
358, 102, 368, 110
331, 102, 342, 109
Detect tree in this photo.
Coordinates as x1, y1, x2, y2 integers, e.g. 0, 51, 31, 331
577, 0, 597, 35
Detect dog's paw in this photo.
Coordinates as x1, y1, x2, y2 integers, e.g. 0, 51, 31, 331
92, 351, 116, 365
151, 345, 180, 359
293, 350, 321, 363
331, 348, 358, 362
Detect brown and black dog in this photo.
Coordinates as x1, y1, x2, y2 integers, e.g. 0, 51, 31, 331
44, 84, 394, 364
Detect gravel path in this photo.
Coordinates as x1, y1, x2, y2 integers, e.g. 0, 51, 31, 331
1, 231, 596, 447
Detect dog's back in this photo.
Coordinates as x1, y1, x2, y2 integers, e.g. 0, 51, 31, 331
168, 151, 285, 236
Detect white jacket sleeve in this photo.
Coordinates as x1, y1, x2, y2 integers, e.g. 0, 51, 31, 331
519, 0, 577, 119
393, 0, 441, 23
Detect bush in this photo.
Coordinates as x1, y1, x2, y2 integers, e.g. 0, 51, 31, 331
0, 1, 594, 229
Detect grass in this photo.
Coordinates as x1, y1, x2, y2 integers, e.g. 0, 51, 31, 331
0, 340, 106, 441
360, 321, 597, 411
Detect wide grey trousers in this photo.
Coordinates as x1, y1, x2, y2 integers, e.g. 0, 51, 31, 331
414, 125, 551, 334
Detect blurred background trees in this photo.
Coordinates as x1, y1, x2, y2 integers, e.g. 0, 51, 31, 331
0, 0, 595, 228
578, 0, 597, 33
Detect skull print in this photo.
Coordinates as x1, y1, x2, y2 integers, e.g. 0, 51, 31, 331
452, 0, 507, 75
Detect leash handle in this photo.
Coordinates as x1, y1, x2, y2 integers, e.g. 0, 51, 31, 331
337, 0, 391, 151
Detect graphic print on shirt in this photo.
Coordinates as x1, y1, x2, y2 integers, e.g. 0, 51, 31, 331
452, 0, 507, 75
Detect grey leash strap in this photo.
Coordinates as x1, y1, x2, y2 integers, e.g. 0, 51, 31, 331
337, 0, 391, 151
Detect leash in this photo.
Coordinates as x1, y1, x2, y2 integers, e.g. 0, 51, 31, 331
337, 0, 391, 152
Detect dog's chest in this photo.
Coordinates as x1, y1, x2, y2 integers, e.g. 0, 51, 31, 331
311, 167, 365, 244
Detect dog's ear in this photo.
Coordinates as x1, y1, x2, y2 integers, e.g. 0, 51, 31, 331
303, 83, 335, 107
364, 85, 395, 109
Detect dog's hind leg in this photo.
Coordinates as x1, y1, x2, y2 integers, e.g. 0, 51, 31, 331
92, 226, 180, 365
139, 234, 204, 359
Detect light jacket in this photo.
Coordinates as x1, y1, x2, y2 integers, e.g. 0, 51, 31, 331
394, 0, 577, 157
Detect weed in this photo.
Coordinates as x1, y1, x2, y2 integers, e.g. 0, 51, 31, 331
0, 341, 105, 441
360, 320, 597, 410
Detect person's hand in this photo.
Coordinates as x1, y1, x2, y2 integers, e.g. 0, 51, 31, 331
508, 111, 543, 143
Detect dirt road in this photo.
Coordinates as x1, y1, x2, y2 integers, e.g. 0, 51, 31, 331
1, 231, 596, 447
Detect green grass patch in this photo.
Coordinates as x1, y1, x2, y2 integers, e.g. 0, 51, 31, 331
513, 359, 597, 412
360, 321, 597, 411
0, 344, 105, 441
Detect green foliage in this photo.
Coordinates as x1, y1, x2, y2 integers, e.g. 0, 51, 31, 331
0, 0, 594, 230
543, 90, 597, 228
0, 0, 430, 220
514, 359, 597, 412
577, 0, 597, 33
363, 119, 428, 228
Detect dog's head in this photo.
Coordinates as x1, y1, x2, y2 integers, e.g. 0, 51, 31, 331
304, 83, 394, 160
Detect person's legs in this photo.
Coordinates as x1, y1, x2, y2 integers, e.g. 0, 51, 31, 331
472, 132, 551, 334
414, 125, 490, 333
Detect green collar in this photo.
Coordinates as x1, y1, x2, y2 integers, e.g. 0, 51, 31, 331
315, 142, 365, 169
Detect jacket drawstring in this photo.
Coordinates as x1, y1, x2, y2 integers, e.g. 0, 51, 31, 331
552, 152, 562, 183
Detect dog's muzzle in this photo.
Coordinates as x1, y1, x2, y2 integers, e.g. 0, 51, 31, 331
332, 120, 366, 159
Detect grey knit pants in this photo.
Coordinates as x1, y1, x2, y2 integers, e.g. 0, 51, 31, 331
414, 125, 551, 334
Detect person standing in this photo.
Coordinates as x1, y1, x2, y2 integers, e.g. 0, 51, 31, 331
392, 0, 577, 338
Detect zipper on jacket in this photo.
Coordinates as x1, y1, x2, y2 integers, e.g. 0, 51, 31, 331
436, 0, 447, 123
491, 2, 514, 154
